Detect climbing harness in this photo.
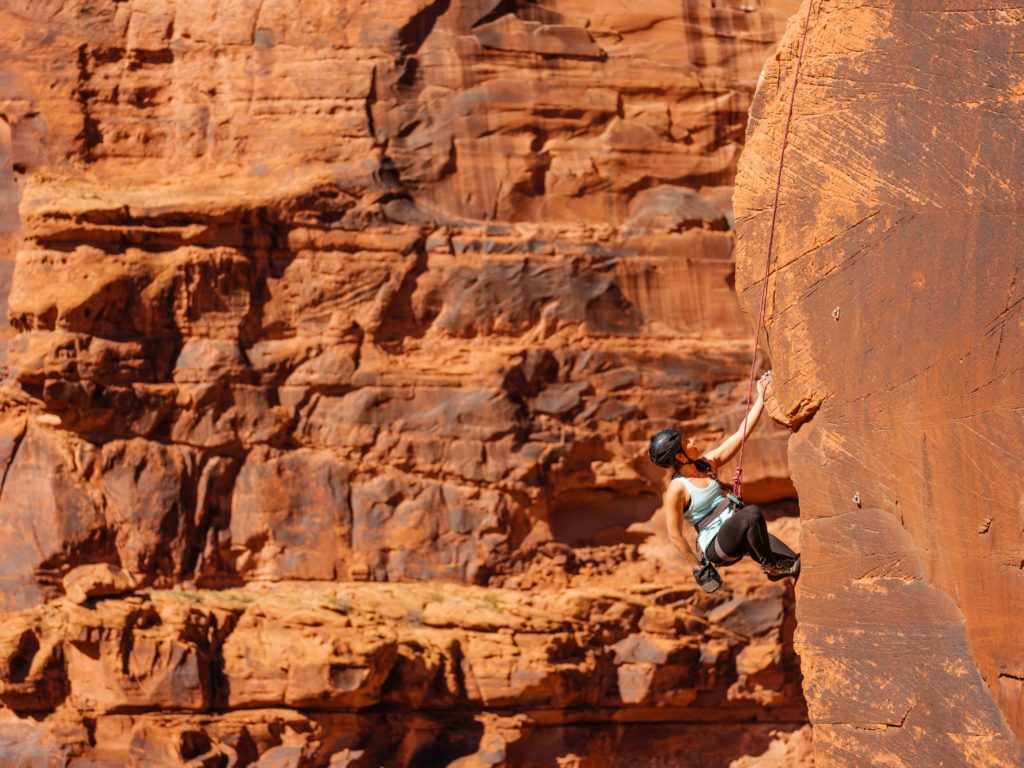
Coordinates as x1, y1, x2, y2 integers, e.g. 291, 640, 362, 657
731, 0, 816, 500
677, 467, 744, 593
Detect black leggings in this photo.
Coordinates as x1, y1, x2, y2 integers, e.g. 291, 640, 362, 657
705, 506, 797, 566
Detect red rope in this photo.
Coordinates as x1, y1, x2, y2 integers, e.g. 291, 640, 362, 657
732, 0, 816, 499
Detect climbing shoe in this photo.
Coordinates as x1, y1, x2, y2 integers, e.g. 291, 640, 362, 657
692, 561, 723, 593
763, 556, 800, 581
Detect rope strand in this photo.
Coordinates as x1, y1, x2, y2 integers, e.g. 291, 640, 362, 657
732, 0, 816, 499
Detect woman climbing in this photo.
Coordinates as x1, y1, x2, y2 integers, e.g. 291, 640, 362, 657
648, 372, 800, 587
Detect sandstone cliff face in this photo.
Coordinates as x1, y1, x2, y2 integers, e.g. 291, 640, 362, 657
735, 1, 1024, 765
0, 565, 809, 766
0, 0, 797, 604
0, 0, 810, 764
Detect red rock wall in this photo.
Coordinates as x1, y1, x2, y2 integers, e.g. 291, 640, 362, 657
0, 574, 809, 766
735, 1, 1024, 764
0, 0, 814, 765
0, 115, 19, 372
0, 0, 798, 604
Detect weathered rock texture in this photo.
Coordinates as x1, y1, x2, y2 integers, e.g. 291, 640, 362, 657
1, 0, 812, 764
0, 0, 798, 603
0, 568, 810, 766
735, 0, 1024, 764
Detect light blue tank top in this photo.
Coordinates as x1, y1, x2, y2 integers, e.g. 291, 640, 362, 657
672, 475, 732, 556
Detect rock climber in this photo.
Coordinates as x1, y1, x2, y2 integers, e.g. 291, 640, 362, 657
648, 371, 800, 586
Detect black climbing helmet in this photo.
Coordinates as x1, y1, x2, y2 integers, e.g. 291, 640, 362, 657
648, 427, 683, 468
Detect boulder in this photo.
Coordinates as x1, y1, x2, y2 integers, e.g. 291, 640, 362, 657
62, 563, 136, 604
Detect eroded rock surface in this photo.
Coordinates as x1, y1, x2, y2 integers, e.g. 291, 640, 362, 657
735, 1, 1024, 764
0, 0, 811, 764
0, 575, 808, 766
0, 0, 798, 603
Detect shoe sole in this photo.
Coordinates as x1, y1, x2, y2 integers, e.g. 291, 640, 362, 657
765, 558, 801, 580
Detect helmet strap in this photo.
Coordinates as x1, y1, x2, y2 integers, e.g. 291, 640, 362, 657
678, 449, 717, 480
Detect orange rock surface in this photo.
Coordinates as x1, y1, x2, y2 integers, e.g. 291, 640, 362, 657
0, 571, 808, 766
0, 0, 812, 764
0, 0, 798, 604
735, 1, 1024, 764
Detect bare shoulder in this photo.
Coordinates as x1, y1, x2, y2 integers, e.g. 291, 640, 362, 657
664, 477, 687, 510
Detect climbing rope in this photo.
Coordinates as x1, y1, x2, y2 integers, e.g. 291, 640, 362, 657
732, 0, 816, 499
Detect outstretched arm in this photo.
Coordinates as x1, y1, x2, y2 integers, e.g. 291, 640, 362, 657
703, 372, 772, 468
664, 483, 699, 567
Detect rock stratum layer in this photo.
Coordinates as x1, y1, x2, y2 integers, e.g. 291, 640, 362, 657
0, 567, 809, 766
735, 1, 1024, 765
0, 0, 812, 764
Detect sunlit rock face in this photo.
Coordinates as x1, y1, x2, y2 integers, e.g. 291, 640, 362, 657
0, 577, 810, 766
0, 0, 798, 602
735, 1, 1024, 764
0, 0, 813, 765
